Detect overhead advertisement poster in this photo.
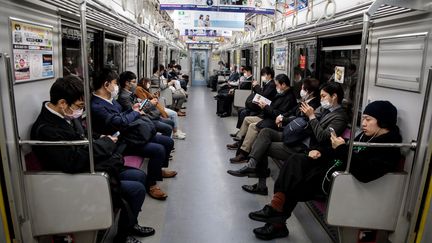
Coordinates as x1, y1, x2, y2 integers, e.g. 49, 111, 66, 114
282, 0, 308, 16
160, 0, 276, 14
10, 18, 54, 83
173, 11, 242, 36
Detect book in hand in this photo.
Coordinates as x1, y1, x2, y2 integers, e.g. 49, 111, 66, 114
252, 94, 271, 106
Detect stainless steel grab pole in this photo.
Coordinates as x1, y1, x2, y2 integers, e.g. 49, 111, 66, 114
78, 0, 95, 173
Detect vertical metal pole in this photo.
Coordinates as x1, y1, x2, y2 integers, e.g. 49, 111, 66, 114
79, 0, 95, 173
345, 13, 370, 172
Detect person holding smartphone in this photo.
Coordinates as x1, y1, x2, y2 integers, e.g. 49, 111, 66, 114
248, 101, 402, 240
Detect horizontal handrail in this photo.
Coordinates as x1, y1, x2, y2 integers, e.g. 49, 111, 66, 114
19, 140, 89, 146
352, 141, 417, 149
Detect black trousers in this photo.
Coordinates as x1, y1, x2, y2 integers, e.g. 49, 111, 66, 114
274, 153, 328, 218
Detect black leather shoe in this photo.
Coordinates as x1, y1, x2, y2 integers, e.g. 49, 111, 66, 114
253, 223, 289, 240
230, 131, 238, 137
242, 184, 268, 195
130, 224, 155, 237
227, 166, 256, 177
220, 112, 230, 118
249, 205, 288, 223
247, 168, 271, 178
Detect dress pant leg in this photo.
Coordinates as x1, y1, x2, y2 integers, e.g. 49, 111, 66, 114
236, 108, 251, 129
240, 122, 260, 153
119, 168, 147, 220
249, 128, 283, 177
238, 116, 261, 138
129, 142, 164, 185
154, 120, 173, 137
150, 134, 174, 168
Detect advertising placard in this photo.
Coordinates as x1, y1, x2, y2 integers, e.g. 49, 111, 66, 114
160, 0, 276, 14
10, 18, 54, 83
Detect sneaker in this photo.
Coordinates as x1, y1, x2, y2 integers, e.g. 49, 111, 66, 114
177, 130, 187, 136
173, 133, 186, 140
125, 236, 142, 243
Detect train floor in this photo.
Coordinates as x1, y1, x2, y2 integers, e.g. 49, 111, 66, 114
135, 86, 333, 243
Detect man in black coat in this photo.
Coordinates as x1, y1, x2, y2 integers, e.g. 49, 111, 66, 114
232, 67, 277, 134
227, 74, 297, 162
31, 76, 154, 243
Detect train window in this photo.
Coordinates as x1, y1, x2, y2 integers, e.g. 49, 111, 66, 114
290, 41, 317, 82
61, 26, 98, 80
104, 38, 124, 73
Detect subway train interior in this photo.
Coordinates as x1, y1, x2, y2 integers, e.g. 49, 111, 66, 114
1, 0, 432, 243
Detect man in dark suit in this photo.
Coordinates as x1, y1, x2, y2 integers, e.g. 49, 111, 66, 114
31, 76, 155, 243
228, 82, 349, 196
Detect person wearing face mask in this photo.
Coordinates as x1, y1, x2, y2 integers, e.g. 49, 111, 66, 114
248, 101, 401, 240
228, 82, 349, 196
135, 78, 186, 140
91, 68, 177, 201
31, 76, 156, 243
117, 72, 175, 138
292, 67, 304, 100
230, 67, 277, 137
227, 74, 296, 163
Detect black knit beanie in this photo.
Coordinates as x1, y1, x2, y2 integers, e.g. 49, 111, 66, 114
363, 100, 397, 128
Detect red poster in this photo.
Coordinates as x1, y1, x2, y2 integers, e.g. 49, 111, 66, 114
299, 55, 306, 69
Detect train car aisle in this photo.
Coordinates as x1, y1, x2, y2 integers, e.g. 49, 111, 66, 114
137, 86, 312, 243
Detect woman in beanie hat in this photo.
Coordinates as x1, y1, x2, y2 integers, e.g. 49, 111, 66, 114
247, 100, 402, 241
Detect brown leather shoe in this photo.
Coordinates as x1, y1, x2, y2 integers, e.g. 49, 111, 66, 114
226, 142, 239, 150
148, 186, 167, 200
162, 169, 177, 178
230, 153, 248, 163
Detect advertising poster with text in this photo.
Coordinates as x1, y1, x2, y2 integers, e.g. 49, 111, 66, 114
11, 19, 54, 82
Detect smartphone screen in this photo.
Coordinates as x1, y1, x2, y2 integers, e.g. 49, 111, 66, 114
329, 127, 336, 136
112, 131, 120, 137
139, 99, 149, 110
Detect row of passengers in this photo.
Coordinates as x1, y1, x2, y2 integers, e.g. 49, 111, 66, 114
117, 71, 186, 140
152, 65, 187, 116
227, 73, 298, 163
31, 76, 156, 243
229, 75, 321, 163
92, 69, 178, 200
226, 81, 402, 239
215, 65, 254, 117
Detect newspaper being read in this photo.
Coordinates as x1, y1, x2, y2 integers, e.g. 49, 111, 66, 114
252, 94, 271, 106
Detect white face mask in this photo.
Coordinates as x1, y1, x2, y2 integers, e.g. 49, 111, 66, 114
320, 99, 332, 109
146, 83, 151, 89
110, 85, 119, 99
64, 107, 83, 120
300, 89, 308, 100
276, 88, 282, 94
261, 76, 267, 82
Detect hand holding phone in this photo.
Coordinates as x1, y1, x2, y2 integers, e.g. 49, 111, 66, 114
329, 127, 336, 137
139, 99, 149, 111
